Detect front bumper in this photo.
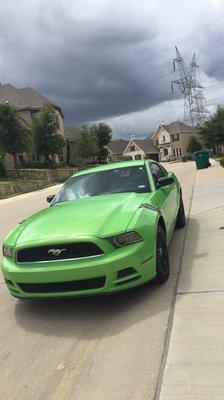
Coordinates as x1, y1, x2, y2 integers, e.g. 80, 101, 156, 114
1, 240, 156, 298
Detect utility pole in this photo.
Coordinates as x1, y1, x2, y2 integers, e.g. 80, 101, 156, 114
171, 46, 210, 125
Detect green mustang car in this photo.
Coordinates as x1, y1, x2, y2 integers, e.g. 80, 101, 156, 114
1, 160, 185, 299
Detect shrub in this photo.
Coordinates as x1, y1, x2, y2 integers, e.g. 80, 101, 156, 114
220, 157, 224, 167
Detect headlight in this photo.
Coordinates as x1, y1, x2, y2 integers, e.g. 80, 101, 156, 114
108, 232, 142, 248
3, 245, 14, 257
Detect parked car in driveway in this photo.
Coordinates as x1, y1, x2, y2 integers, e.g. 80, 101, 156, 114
1, 160, 185, 299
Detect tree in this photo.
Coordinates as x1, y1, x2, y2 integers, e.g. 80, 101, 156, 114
187, 136, 202, 153
198, 106, 224, 153
75, 125, 99, 164
212, 105, 224, 148
0, 103, 32, 173
32, 104, 64, 166
91, 122, 112, 162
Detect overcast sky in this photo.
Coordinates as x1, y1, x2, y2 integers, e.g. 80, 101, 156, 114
1, 0, 224, 138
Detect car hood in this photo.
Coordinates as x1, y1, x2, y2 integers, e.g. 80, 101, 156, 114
12, 192, 150, 246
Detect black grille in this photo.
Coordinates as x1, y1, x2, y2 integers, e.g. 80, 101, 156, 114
118, 267, 136, 279
17, 242, 103, 263
19, 277, 106, 293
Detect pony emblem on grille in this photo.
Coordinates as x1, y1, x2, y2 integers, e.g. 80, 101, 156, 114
48, 248, 67, 257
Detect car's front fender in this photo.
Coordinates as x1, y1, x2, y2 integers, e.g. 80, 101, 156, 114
126, 205, 161, 251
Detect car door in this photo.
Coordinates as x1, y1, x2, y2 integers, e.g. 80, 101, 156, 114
149, 162, 178, 241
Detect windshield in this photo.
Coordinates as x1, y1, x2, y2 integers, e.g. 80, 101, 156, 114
52, 166, 150, 204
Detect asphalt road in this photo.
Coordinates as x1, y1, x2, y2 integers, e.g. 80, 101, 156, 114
0, 162, 196, 400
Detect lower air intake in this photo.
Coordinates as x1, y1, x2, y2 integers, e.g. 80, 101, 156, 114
19, 277, 106, 293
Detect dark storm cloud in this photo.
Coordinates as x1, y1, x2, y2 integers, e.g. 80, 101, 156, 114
195, 20, 224, 81
35, 18, 173, 123
0, 0, 224, 134
0, 0, 174, 124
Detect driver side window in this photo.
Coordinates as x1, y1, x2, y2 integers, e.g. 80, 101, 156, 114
150, 163, 167, 187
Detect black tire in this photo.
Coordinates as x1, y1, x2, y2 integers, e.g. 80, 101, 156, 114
175, 196, 185, 229
155, 226, 169, 283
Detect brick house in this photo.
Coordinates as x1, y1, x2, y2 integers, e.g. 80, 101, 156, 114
123, 138, 159, 161
150, 121, 199, 161
0, 84, 64, 167
105, 137, 159, 161
104, 139, 129, 161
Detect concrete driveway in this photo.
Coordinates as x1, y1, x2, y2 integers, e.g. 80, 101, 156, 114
0, 162, 196, 400
159, 160, 224, 400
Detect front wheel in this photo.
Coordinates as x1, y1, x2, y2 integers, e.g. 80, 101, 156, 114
155, 226, 169, 283
175, 196, 185, 229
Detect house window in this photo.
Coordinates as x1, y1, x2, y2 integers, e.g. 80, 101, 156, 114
162, 135, 165, 142
163, 148, 168, 156
172, 134, 179, 142
173, 148, 180, 156
135, 154, 141, 160
156, 140, 158, 146
130, 145, 135, 151
59, 154, 64, 163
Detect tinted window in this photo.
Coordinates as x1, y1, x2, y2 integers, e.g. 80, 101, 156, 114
52, 166, 150, 204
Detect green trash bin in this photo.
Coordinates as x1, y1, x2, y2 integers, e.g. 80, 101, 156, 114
194, 150, 210, 170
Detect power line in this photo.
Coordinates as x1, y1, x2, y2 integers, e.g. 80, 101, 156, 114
144, 59, 224, 88
144, 71, 173, 87
204, 85, 224, 91
200, 59, 224, 67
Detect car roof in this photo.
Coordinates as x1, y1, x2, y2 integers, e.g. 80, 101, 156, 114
72, 160, 150, 177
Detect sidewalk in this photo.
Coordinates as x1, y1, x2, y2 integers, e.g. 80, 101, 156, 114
159, 160, 224, 400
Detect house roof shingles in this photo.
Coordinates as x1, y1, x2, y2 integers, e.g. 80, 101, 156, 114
161, 121, 196, 134
0, 83, 63, 116
147, 121, 196, 140
106, 139, 129, 154
133, 139, 158, 154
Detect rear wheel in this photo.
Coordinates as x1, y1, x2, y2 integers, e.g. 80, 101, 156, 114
155, 226, 169, 283
175, 196, 185, 229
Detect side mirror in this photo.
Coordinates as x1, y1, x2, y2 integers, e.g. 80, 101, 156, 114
157, 176, 174, 188
47, 194, 55, 203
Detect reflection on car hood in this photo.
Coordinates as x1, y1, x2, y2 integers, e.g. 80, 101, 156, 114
12, 192, 149, 245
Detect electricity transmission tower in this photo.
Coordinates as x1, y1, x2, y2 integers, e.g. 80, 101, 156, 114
171, 46, 210, 125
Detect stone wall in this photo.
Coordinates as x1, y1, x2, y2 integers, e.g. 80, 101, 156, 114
6, 168, 78, 183
0, 180, 50, 198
